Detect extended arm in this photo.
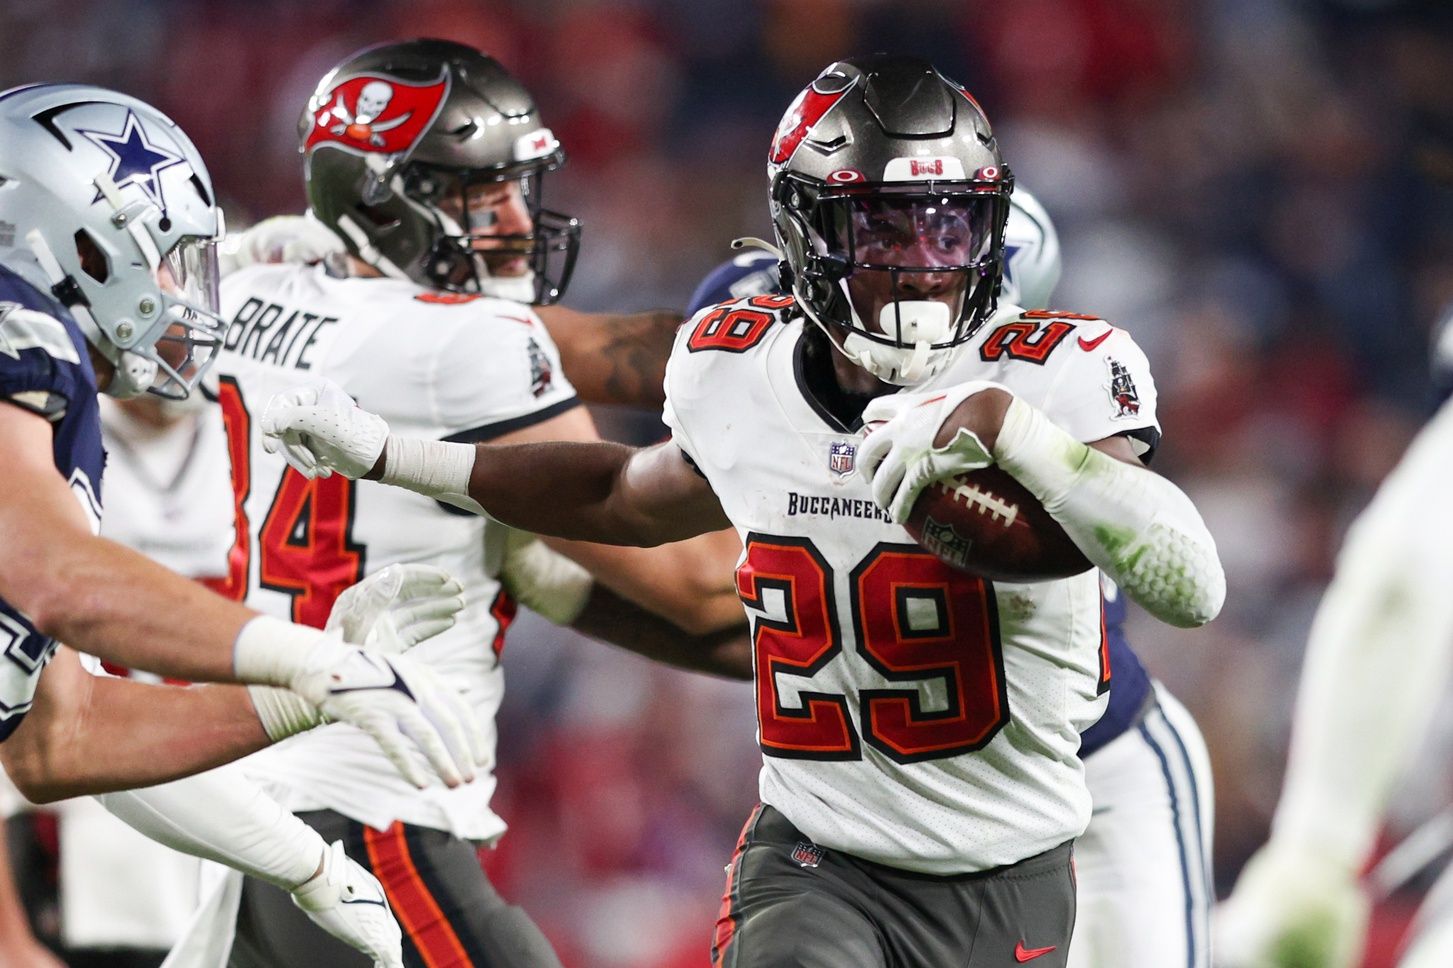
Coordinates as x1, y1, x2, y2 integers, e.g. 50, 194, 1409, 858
535, 304, 681, 408
1217, 401, 1453, 968
497, 529, 750, 679
98, 767, 403, 968
0, 648, 269, 802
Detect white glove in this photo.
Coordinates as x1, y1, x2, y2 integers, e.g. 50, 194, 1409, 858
857, 383, 1002, 523
261, 380, 389, 480
1215, 843, 1369, 968
498, 528, 594, 626
291, 840, 404, 968
218, 213, 345, 276
290, 632, 485, 789
248, 564, 466, 741
327, 562, 464, 650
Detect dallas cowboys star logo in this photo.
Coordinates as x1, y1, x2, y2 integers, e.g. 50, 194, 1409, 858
77, 110, 184, 212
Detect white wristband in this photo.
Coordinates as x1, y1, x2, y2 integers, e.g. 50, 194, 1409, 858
233, 614, 345, 689
381, 436, 479, 510
248, 685, 325, 741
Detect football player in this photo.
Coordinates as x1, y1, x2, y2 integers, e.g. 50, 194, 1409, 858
688, 186, 1216, 968
264, 55, 1225, 967
195, 39, 747, 968
1215, 317, 1453, 967
0, 83, 493, 968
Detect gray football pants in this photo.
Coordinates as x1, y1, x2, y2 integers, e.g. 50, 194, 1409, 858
227, 809, 561, 968
712, 804, 1077, 968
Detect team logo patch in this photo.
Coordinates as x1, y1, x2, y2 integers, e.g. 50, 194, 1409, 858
527, 337, 553, 397
304, 73, 450, 156
920, 516, 972, 570
791, 841, 824, 868
77, 109, 185, 212
828, 440, 856, 477
1105, 357, 1141, 418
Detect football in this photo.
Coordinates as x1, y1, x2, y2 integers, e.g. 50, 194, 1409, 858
904, 466, 1092, 582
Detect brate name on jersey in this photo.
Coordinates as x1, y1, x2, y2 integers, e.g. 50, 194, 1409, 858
224, 298, 338, 370
787, 491, 892, 522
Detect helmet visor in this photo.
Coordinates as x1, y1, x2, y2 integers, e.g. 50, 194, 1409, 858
826, 191, 1001, 345
147, 236, 223, 399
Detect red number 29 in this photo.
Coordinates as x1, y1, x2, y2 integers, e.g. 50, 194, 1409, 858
737, 535, 1008, 765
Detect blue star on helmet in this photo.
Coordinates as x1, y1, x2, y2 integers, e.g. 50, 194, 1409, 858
77, 110, 185, 212
1001, 242, 1023, 290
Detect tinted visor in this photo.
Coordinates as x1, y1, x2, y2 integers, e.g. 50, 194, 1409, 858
832, 191, 999, 270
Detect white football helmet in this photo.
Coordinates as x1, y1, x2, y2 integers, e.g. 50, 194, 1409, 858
1000, 186, 1062, 310
0, 84, 224, 398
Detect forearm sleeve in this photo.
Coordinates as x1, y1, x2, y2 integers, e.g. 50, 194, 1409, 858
1269, 403, 1453, 870
95, 765, 322, 891
992, 396, 1225, 628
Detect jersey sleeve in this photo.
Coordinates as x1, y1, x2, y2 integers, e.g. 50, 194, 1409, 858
0, 306, 85, 421
1041, 322, 1161, 461
424, 306, 580, 443
661, 313, 710, 470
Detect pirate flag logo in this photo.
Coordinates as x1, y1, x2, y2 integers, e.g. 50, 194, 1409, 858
1105, 357, 1141, 419
304, 73, 450, 156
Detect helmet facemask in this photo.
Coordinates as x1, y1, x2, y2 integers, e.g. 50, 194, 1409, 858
394, 161, 580, 304
775, 175, 1011, 385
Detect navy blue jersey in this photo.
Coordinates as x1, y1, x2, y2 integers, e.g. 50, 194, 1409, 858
686, 256, 1153, 758
0, 263, 106, 742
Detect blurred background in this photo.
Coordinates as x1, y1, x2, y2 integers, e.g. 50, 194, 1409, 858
3, 0, 1453, 965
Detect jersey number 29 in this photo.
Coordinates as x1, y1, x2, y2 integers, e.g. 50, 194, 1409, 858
738, 535, 1008, 765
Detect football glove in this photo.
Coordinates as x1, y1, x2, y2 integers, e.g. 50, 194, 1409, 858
292, 840, 404, 968
218, 213, 345, 276
1215, 842, 1368, 968
261, 380, 389, 480
858, 383, 1002, 523
326, 562, 464, 651
290, 633, 485, 790
248, 564, 466, 742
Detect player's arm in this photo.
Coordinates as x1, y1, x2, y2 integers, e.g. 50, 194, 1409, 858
0, 403, 482, 790
263, 383, 730, 547
860, 384, 1225, 628
487, 405, 742, 633
0, 648, 269, 801
535, 304, 680, 408
1216, 401, 1453, 968
0, 781, 65, 968
497, 529, 750, 679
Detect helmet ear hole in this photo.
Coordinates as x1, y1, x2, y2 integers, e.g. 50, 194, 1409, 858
73, 229, 109, 283
355, 204, 399, 230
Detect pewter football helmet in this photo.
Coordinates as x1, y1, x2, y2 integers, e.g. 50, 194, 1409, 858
768, 54, 1014, 385
0, 84, 223, 399
300, 39, 580, 304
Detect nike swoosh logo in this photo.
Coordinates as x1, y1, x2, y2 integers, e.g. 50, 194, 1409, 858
1015, 941, 1058, 962
340, 896, 389, 908
329, 656, 415, 701
1077, 330, 1111, 352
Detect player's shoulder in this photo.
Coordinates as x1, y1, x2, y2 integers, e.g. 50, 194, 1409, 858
673, 292, 799, 360
0, 265, 93, 420
961, 304, 1149, 378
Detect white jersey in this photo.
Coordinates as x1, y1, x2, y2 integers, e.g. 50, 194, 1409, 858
98, 398, 234, 582
216, 264, 578, 840
663, 297, 1160, 874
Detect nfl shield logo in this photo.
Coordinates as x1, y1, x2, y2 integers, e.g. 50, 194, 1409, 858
791, 841, 825, 868
828, 441, 856, 477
